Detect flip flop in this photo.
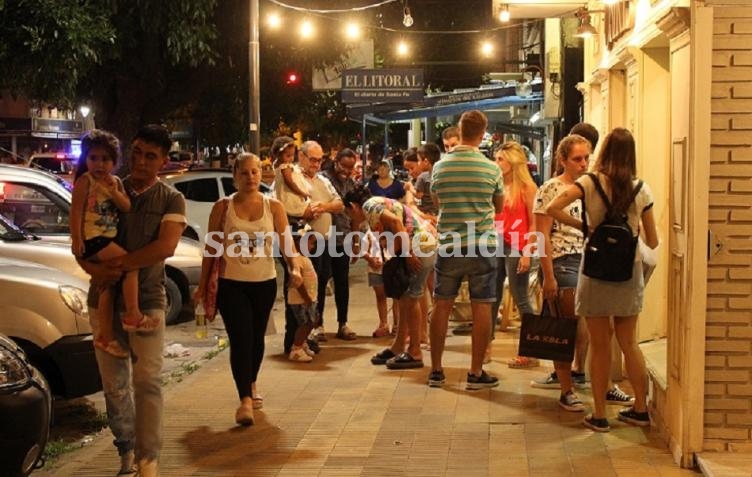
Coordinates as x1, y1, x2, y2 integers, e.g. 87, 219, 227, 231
94, 339, 129, 359
507, 356, 540, 369
371, 348, 396, 365
452, 323, 473, 336
385, 352, 424, 370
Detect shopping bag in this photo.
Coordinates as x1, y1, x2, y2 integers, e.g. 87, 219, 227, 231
204, 198, 230, 321
518, 289, 578, 362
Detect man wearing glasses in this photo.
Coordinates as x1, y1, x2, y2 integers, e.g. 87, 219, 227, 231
297, 141, 355, 342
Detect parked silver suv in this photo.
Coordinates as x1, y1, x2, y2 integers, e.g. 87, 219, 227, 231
0, 165, 201, 324
0, 256, 98, 398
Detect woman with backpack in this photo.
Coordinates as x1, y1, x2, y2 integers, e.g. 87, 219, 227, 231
546, 127, 659, 433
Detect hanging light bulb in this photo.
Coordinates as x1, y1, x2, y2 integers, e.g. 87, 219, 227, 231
498, 4, 510, 23
345, 22, 361, 40
267, 12, 281, 29
403, 6, 414, 27
397, 40, 409, 57
300, 19, 314, 39
481, 41, 494, 58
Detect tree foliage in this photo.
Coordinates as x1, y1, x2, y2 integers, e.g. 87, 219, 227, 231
0, 0, 218, 141
0, 0, 387, 150
0, 0, 114, 105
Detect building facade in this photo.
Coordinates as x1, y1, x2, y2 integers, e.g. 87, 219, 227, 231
579, 0, 752, 467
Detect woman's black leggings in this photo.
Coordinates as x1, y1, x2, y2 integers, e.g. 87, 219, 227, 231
217, 277, 277, 400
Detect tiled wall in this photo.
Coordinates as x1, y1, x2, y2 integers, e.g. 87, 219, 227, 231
707, 2, 752, 452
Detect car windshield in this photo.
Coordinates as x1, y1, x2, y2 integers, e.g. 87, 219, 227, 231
0, 214, 30, 241
32, 157, 76, 175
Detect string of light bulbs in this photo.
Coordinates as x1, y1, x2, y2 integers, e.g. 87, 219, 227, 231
266, 0, 400, 14
264, 1, 581, 35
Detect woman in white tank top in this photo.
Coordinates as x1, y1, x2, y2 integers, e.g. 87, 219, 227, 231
194, 153, 302, 426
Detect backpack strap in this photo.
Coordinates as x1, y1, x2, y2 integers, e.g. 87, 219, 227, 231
588, 172, 613, 214
628, 180, 644, 208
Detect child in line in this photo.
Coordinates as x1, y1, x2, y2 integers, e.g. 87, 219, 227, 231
271, 136, 309, 230
70, 130, 152, 359
414, 143, 441, 219
413, 144, 441, 348
363, 229, 400, 338
288, 229, 319, 362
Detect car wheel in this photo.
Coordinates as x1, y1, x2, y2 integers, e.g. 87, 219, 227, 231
164, 277, 182, 325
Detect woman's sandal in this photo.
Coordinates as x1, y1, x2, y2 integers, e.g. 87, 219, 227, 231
507, 356, 540, 369
251, 395, 264, 410
94, 339, 129, 359
122, 314, 158, 333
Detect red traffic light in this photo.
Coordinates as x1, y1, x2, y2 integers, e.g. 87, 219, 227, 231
286, 72, 299, 84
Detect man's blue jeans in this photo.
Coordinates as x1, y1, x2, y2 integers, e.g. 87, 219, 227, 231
90, 307, 165, 462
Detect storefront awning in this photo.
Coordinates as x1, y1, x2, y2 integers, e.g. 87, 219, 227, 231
347, 83, 543, 122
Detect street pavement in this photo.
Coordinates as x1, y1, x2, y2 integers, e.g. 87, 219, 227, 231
42, 262, 697, 476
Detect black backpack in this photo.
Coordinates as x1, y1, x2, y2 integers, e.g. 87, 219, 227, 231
578, 173, 643, 282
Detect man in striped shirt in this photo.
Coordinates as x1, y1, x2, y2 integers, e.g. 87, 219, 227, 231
427, 110, 504, 390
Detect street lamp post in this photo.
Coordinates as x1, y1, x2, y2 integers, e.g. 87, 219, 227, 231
249, 0, 260, 155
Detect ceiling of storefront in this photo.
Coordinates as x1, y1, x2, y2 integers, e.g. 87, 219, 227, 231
490, 0, 585, 19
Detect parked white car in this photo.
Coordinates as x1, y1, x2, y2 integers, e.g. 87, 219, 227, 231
160, 168, 270, 244
26, 152, 77, 183
0, 165, 202, 324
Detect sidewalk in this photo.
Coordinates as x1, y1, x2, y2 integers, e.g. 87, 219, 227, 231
49, 267, 699, 476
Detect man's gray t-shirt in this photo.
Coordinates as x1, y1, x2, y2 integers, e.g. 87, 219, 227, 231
87, 179, 186, 310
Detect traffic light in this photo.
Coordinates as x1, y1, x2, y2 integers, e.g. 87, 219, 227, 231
286, 72, 299, 85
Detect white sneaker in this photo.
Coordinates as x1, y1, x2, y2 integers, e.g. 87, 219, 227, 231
289, 347, 313, 362
302, 342, 316, 357
308, 326, 327, 342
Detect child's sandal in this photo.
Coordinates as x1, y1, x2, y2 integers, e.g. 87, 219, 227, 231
123, 314, 158, 333
94, 339, 129, 359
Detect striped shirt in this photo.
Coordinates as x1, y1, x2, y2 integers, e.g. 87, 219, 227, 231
430, 146, 503, 248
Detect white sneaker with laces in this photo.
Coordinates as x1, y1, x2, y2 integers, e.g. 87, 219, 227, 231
606, 385, 635, 405
559, 390, 585, 412
308, 326, 327, 342
289, 347, 313, 362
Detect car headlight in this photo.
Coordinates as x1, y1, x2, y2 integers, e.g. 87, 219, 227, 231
59, 285, 88, 316
0, 339, 31, 391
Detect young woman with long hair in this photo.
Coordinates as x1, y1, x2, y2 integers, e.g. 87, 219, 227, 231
489, 141, 539, 367
546, 127, 659, 432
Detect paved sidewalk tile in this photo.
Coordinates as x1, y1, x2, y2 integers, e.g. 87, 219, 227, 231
50, 268, 697, 476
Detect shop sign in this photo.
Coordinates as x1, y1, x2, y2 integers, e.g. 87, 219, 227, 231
605, 1, 634, 50
341, 68, 424, 103
31, 118, 84, 139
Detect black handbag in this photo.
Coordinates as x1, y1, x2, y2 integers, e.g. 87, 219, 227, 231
518, 290, 578, 362
382, 255, 411, 299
